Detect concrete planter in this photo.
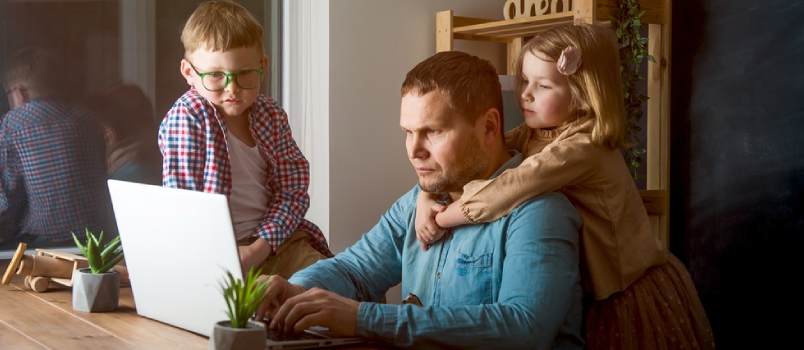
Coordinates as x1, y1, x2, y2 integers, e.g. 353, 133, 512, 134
72, 268, 119, 312
209, 320, 266, 350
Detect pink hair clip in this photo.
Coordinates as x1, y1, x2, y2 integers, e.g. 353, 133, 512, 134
556, 46, 582, 75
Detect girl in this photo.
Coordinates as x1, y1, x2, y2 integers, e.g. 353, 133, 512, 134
415, 23, 715, 350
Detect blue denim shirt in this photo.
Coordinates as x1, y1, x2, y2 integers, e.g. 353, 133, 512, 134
290, 154, 584, 349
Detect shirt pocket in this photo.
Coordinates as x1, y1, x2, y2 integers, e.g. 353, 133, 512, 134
446, 252, 493, 305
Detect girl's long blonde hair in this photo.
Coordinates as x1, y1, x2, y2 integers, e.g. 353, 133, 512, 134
514, 23, 628, 150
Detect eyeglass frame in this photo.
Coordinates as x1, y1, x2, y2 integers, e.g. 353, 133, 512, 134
5, 86, 18, 96
186, 61, 264, 92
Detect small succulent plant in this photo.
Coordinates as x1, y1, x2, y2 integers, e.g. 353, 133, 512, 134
72, 228, 124, 274
219, 266, 271, 328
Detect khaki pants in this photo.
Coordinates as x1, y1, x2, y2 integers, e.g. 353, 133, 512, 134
250, 230, 328, 279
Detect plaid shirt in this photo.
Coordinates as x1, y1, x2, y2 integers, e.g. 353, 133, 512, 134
158, 88, 332, 257
0, 98, 116, 242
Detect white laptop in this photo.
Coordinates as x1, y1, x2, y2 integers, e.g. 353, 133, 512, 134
107, 179, 367, 349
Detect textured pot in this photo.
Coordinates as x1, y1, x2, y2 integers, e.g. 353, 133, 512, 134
209, 320, 266, 350
72, 268, 120, 312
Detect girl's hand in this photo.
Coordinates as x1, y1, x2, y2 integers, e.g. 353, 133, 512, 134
435, 201, 470, 228
415, 191, 446, 251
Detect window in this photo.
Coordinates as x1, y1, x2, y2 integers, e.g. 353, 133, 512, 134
0, 0, 282, 257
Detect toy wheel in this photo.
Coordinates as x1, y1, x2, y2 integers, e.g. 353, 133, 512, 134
29, 276, 50, 292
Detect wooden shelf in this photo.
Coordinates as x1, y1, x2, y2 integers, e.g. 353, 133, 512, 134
452, 12, 576, 42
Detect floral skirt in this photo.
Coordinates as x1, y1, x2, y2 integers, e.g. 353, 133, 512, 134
585, 251, 716, 350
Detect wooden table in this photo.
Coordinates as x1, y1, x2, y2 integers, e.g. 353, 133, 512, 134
0, 260, 393, 349
0, 259, 208, 349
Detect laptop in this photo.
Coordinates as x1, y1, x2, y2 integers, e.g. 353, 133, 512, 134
107, 179, 367, 349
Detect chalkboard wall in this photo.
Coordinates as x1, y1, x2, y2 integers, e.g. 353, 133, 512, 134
671, 0, 803, 347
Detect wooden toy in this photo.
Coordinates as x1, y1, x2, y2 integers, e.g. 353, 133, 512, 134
2, 242, 129, 292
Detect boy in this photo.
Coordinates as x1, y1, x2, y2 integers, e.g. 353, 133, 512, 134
159, 1, 332, 277
1, 46, 116, 248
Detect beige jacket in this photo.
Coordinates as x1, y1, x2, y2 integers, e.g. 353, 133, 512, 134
461, 119, 667, 299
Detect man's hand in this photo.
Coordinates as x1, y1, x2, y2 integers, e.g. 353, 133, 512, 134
238, 237, 273, 274
254, 275, 307, 322
415, 192, 447, 251
435, 201, 470, 228
268, 287, 360, 336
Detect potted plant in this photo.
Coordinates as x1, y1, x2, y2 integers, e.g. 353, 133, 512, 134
71, 228, 124, 312
209, 266, 271, 350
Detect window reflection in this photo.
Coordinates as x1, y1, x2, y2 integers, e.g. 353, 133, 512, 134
0, 0, 279, 254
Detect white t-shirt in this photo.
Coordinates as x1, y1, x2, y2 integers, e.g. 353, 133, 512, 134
227, 131, 271, 241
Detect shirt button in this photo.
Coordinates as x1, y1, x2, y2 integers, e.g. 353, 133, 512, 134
437, 272, 441, 279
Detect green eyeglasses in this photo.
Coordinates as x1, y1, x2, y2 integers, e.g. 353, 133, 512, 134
188, 61, 264, 92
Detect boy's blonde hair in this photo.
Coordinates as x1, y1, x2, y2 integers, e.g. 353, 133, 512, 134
3, 46, 59, 96
401, 51, 505, 132
514, 23, 627, 150
181, 1, 264, 56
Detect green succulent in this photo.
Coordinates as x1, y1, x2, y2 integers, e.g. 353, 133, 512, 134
219, 266, 271, 328
71, 228, 124, 274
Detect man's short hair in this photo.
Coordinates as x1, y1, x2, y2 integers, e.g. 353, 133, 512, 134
401, 51, 504, 130
181, 0, 264, 56
3, 46, 59, 96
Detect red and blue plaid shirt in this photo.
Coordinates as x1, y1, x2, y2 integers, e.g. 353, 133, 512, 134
0, 98, 117, 242
158, 88, 331, 257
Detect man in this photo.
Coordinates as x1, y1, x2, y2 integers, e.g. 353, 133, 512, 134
0, 46, 116, 248
256, 51, 585, 349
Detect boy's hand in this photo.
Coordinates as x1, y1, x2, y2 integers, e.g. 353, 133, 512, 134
238, 237, 274, 274
415, 192, 447, 251
435, 201, 470, 228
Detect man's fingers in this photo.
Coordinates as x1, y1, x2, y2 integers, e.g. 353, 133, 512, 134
269, 296, 295, 330
282, 298, 322, 333
270, 288, 324, 332
256, 296, 281, 321
416, 231, 430, 251
292, 312, 323, 333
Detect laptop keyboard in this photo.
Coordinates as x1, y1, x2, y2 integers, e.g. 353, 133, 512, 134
266, 328, 325, 341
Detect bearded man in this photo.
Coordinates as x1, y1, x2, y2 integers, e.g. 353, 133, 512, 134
255, 51, 585, 350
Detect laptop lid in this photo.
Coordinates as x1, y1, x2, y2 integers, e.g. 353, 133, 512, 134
108, 179, 242, 337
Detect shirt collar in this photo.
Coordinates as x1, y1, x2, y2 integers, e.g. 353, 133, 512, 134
489, 150, 524, 179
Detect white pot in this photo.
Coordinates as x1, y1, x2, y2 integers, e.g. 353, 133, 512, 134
72, 268, 120, 312
209, 320, 266, 350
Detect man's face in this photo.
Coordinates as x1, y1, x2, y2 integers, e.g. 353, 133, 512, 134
400, 90, 489, 194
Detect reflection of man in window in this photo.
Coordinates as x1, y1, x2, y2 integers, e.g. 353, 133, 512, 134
0, 47, 116, 248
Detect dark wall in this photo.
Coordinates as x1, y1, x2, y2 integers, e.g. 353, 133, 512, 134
671, 0, 804, 348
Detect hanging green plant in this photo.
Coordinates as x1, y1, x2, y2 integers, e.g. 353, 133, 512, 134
611, 0, 655, 180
